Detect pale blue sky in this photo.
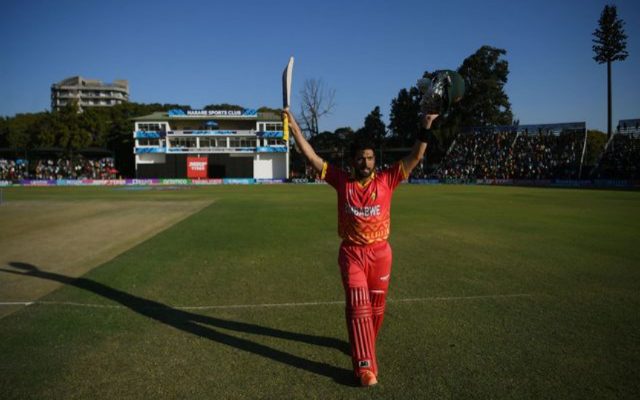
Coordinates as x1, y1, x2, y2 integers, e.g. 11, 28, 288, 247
1, 0, 638, 132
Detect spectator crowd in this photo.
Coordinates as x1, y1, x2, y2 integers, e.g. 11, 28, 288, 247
1, 157, 118, 181
437, 131, 516, 181
593, 134, 640, 180
0, 159, 29, 181
3, 135, 639, 182
429, 130, 587, 181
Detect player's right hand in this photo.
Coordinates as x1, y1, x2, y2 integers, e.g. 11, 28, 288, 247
283, 110, 301, 134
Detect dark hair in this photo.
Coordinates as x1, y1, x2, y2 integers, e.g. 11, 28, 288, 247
349, 136, 376, 159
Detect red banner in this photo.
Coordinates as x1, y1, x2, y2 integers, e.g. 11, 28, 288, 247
187, 157, 208, 179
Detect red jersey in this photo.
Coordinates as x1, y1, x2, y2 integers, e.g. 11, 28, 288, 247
322, 161, 408, 245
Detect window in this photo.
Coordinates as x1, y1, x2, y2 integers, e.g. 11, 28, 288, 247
243, 138, 257, 147
258, 122, 283, 131
138, 138, 160, 146
138, 123, 167, 132
173, 137, 197, 148
200, 138, 216, 147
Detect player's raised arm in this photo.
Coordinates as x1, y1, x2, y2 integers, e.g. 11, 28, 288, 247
401, 70, 465, 176
284, 109, 324, 173
401, 114, 438, 175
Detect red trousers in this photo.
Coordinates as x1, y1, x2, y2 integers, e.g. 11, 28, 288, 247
338, 240, 392, 377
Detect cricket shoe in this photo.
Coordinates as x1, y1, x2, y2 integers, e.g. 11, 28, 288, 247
359, 371, 378, 387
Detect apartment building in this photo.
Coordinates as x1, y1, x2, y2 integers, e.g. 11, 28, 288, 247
51, 76, 129, 111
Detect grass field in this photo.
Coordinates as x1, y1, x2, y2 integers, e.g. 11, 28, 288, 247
0, 184, 639, 399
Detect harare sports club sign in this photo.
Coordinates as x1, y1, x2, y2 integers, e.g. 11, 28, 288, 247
168, 109, 258, 117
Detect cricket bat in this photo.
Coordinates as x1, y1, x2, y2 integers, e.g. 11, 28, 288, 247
282, 57, 294, 141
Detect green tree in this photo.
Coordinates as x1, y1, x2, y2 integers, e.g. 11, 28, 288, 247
592, 4, 628, 138
388, 87, 421, 147
388, 45, 513, 163
6, 113, 41, 151
55, 102, 82, 151
387, 79, 451, 164
334, 126, 354, 143
257, 106, 282, 114
362, 106, 386, 145
1, 101, 193, 177
353, 107, 388, 164
583, 129, 608, 168
80, 108, 110, 148
0, 117, 7, 148
454, 45, 513, 128
203, 104, 244, 111
35, 112, 60, 148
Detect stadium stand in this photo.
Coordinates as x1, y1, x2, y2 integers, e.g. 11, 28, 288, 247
0, 159, 29, 181
591, 119, 640, 180
3, 120, 638, 184
431, 123, 587, 181
0, 157, 117, 180
437, 130, 516, 181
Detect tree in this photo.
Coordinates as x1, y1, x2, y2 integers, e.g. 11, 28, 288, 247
584, 129, 608, 167
203, 103, 243, 111
592, 4, 628, 138
257, 106, 282, 114
334, 126, 354, 144
353, 107, 387, 164
388, 87, 421, 147
0, 118, 7, 147
36, 112, 61, 149
387, 81, 451, 161
388, 45, 513, 161
299, 78, 335, 137
454, 46, 513, 128
55, 102, 86, 151
80, 108, 110, 148
5, 113, 41, 151
361, 106, 386, 146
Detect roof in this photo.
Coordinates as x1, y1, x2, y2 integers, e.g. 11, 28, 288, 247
53, 76, 128, 89
133, 112, 168, 122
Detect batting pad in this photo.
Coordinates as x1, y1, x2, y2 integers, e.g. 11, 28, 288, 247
345, 286, 377, 376
370, 289, 386, 340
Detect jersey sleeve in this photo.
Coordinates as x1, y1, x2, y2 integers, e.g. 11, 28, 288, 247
382, 161, 409, 190
320, 162, 343, 189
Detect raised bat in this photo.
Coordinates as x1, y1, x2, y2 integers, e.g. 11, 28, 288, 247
282, 56, 294, 141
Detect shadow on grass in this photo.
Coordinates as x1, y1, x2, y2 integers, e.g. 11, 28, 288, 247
1, 262, 356, 386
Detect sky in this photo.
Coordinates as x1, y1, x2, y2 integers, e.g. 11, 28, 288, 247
1, 0, 639, 133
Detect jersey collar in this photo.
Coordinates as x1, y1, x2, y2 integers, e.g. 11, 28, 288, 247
351, 169, 376, 187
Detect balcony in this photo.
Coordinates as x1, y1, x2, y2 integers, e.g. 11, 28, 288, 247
167, 130, 256, 136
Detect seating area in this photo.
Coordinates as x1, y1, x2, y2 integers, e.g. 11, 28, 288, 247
431, 126, 586, 181
1, 157, 117, 180
592, 134, 640, 180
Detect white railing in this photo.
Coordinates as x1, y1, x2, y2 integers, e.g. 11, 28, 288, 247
167, 129, 256, 136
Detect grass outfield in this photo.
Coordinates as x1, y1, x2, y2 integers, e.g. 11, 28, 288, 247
0, 184, 639, 399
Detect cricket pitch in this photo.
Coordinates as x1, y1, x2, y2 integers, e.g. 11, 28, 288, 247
0, 199, 212, 318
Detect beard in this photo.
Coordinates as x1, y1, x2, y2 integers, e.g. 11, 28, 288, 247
355, 166, 373, 180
